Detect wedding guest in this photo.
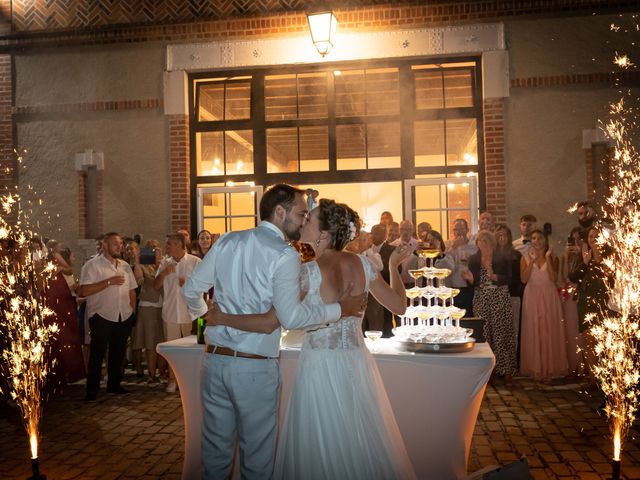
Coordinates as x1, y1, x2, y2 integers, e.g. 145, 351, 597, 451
560, 226, 585, 374
445, 218, 477, 316
386, 221, 400, 243
569, 226, 612, 375
463, 231, 516, 384
513, 214, 537, 256
494, 225, 524, 364
390, 220, 418, 287
362, 225, 388, 333
177, 228, 192, 251
416, 222, 432, 242
576, 200, 596, 229
380, 211, 394, 226
44, 242, 85, 391
192, 229, 214, 259
132, 239, 167, 383
78, 232, 137, 401
306, 188, 319, 211
519, 229, 568, 381
367, 224, 398, 337
425, 229, 455, 272
154, 233, 202, 393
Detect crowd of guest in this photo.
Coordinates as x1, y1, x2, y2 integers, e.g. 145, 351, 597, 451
349, 201, 609, 386
28, 228, 219, 401
28, 197, 609, 398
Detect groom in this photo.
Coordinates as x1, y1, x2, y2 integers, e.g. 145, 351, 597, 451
183, 183, 366, 479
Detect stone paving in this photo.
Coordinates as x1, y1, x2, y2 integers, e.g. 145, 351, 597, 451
0, 372, 638, 479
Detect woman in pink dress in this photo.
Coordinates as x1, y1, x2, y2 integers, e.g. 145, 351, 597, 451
519, 229, 568, 380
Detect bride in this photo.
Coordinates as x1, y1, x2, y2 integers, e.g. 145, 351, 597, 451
212, 199, 416, 479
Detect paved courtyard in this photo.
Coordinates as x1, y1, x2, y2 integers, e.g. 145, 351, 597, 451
0, 372, 638, 479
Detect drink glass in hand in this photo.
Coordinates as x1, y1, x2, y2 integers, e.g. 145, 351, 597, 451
364, 330, 383, 353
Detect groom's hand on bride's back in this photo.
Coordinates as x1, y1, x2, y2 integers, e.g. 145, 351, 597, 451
338, 282, 368, 318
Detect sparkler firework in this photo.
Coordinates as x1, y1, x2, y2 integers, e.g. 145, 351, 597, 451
0, 185, 57, 471
586, 25, 640, 471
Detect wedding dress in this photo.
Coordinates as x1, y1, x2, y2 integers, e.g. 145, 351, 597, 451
273, 255, 416, 480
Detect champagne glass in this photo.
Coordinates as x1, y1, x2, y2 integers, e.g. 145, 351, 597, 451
365, 330, 383, 352
423, 267, 436, 288
449, 288, 460, 307
450, 308, 466, 329
433, 268, 451, 288
422, 248, 440, 268
405, 287, 422, 309
408, 269, 424, 289
436, 287, 452, 308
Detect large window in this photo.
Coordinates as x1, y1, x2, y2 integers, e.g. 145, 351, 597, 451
189, 58, 483, 231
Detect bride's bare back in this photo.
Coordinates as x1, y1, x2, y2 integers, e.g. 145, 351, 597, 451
316, 251, 366, 305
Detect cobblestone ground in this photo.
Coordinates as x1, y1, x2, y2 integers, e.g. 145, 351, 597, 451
0, 372, 638, 479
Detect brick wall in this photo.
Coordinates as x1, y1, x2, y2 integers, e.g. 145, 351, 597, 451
168, 114, 190, 234
483, 98, 506, 224
2, 1, 638, 48
0, 54, 13, 192
77, 169, 104, 239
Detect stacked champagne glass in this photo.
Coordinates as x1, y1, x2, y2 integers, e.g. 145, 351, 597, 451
392, 247, 472, 344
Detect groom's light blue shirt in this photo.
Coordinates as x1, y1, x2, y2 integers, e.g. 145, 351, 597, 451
183, 221, 341, 357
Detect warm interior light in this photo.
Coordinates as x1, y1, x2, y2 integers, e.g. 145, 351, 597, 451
307, 11, 338, 56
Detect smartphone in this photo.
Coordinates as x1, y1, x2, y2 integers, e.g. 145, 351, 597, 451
567, 236, 575, 246
139, 247, 156, 265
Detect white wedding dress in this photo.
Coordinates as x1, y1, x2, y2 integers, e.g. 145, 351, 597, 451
273, 255, 416, 480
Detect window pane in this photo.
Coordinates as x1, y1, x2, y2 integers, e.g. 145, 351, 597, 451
230, 217, 256, 232
444, 69, 473, 108
366, 68, 399, 115
414, 70, 443, 110
335, 70, 365, 117
265, 74, 297, 121
196, 132, 224, 176
300, 126, 328, 172
414, 120, 445, 167
447, 182, 471, 210
198, 82, 224, 121
298, 72, 327, 119
229, 192, 255, 216
337, 124, 366, 170
446, 119, 477, 166
202, 192, 226, 217
204, 217, 227, 234
367, 122, 400, 169
225, 80, 251, 120
267, 127, 298, 173
225, 131, 254, 175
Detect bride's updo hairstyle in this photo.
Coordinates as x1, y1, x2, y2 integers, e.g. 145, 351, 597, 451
317, 199, 361, 251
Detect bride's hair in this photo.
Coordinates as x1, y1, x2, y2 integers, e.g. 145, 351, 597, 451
317, 199, 361, 251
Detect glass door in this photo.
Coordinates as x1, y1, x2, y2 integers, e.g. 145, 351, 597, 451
196, 185, 263, 234
403, 177, 478, 240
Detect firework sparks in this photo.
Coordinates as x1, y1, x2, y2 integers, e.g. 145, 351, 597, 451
613, 53, 634, 69
0, 187, 57, 464
587, 91, 640, 466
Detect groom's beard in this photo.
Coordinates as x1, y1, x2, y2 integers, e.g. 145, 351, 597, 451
579, 217, 594, 228
283, 218, 301, 241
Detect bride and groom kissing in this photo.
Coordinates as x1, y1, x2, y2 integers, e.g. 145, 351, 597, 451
183, 184, 416, 479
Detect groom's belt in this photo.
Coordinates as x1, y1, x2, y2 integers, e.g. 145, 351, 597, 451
205, 344, 277, 360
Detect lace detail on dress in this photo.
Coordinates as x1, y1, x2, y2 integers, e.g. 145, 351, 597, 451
303, 255, 378, 351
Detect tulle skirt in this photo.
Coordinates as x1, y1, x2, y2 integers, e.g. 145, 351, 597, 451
273, 346, 416, 480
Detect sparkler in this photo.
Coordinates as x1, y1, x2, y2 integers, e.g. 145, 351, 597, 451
0, 186, 57, 480
586, 32, 640, 479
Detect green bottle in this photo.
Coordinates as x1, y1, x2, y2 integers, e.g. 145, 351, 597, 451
196, 316, 206, 344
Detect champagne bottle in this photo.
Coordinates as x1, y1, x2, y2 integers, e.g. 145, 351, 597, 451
196, 316, 206, 344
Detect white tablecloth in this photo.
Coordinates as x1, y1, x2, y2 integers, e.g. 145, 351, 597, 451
157, 337, 494, 480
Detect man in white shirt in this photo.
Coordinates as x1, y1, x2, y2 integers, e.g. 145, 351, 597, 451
155, 233, 202, 393
78, 232, 138, 402
183, 184, 365, 480
513, 214, 537, 255
390, 219, 419, 286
